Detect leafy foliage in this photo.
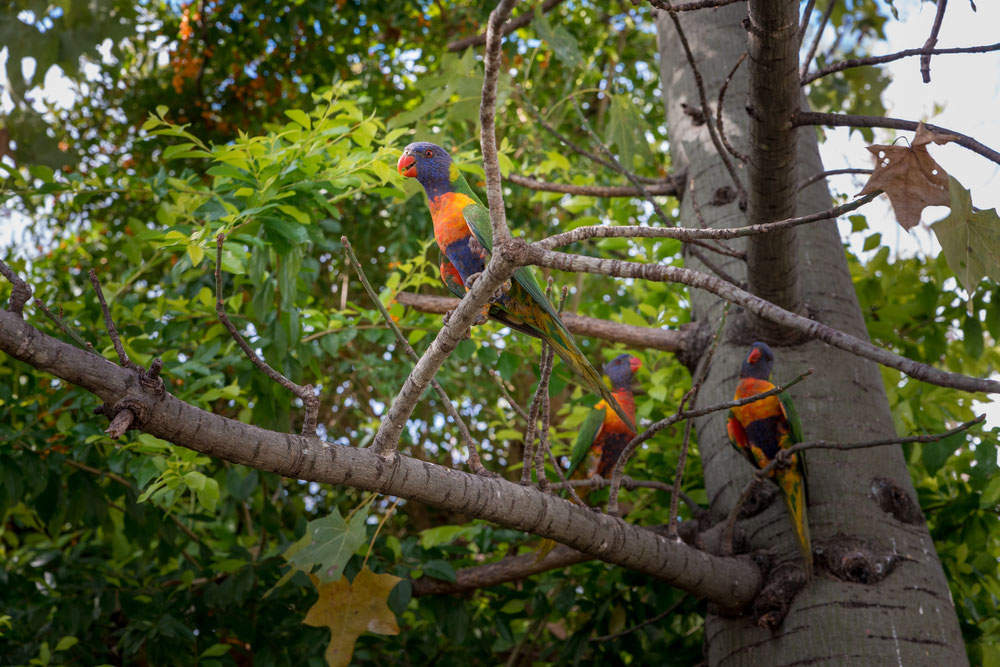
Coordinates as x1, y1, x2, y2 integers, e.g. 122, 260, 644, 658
0, 1, 997, 665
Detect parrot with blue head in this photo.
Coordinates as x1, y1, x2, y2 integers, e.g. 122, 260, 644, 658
397, 141, 633, 430
727, 342, 812, 579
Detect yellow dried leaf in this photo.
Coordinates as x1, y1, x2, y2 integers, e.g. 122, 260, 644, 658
859, 122, 955, 230
303, 568, 402, 667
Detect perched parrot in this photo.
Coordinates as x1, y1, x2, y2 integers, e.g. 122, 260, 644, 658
566, 354, 642, 491
726, 342, 812, 579
398, 141, 634, 430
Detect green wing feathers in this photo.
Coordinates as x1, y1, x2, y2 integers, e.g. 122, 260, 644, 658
568, 408, 605, 478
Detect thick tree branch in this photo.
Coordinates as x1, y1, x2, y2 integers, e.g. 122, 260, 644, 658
793, 111, 1000, 166
0, 308, 763, 609
519, 243, 1000, 394
395, 291, 689, 352
745, 0, 805, 326
447, 0, 563, 52
506, 172, 680, 198
801, 42, 1000, 85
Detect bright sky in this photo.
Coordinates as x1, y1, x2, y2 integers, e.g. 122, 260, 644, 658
0, 1, 997, 425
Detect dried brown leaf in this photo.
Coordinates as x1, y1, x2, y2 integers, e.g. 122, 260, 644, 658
304, 568, 402, 667
859, 122, 954, 230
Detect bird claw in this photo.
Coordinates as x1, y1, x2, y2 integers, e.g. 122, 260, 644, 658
494, 279, 512, 299
468, 236, 487, 260
775, 449, 795, 469
465, 272, 482, 290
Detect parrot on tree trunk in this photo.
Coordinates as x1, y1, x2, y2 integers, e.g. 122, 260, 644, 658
726, 342, 812, 579
397, 141, 634, 430
566, 353, 641, 500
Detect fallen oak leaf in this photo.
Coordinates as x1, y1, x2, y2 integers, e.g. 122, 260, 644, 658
304, 569, 402, 667
859, 122, 957, 230
932, 176, 1000, 301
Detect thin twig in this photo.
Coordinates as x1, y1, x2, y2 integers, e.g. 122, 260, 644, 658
549, 474, 704, 516
536, 193, 879, 250
0, 257, 32, 316
214, 235, 319, 435
592, 595, 689, 641
490, 370, 530, 421
447, 0, 563, 52
717, 51, 750, 164
342, 237, 492, 475
506, 173, 679, 197
33, 298, 95, 351
665, 304, 728, 536
480, 0, 518, 246
920, 0, 948, 83
800, 0, 836, 80
794, 112, 1000, 166
659, 1, 747, 205
88, 269, 139, 371
796, 168, 872, 192
798, 0, 816, 44
802, 42, 1000, 85
686, 246, 745, 288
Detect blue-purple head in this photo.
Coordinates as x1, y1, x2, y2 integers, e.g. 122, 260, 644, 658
740, 341, 775, 380
397, 141, 454, 193
604, 354, 641, 390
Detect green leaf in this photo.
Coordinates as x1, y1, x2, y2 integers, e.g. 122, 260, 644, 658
923, 432, 961, 476
200, 643, 232, 658
533, 6, 583, 67
285, 109, 311, 130
54, 636, 79, 652
421, 559, 457, 582
288, 508, 369, 582
932, 177, 1000, 297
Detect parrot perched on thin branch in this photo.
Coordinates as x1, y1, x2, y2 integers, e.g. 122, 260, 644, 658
726, 342, 812, 579
397, 141, 633, 430
566, 354, 642, 494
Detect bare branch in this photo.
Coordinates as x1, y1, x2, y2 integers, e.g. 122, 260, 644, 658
89, 269, 139, 371
520, 243, 1000, 394
666, 304, 727, 536
658, 2, 747, 205
395, 291, 689, 352
799, 0, 835, 80
536, 193, 878, 249
214, 235, 319, 436
447, 0, 563, 52
0, 305, 764, 608
33, 298, 95, 351
0, 257, 32, 316
920, 0, 948, 83
798, 0, 816, 44
480, 0, 517, 246
531, 342, 555, 490
342, 237, 492, 476
649, 0, 747, 12
797, 168, 872, 192
506, 172, 680, 198
686, 246, 746, 288
592, 595, 689, 641
489, 369, 530, 421
717, 51, 750, 164
794, 112, 1000, 166
412, 543, 589, 596
801, 42, 1000, 85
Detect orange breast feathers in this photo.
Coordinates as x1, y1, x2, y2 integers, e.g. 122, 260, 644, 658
731, 377, 786, 426
428, 192, 478, 251
595, 389, 637, 439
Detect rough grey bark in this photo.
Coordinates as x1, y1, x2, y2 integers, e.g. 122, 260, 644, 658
655, 4, 967, 665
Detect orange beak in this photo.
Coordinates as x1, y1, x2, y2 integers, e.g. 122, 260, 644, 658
397, 153, 416, 177
629, 357, 642, 373
748, 348, 762, 364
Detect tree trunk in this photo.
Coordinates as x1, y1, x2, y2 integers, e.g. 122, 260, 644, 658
655, 5, 967, 665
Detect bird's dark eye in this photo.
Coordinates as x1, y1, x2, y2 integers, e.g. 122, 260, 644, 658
424, 149, 434, 157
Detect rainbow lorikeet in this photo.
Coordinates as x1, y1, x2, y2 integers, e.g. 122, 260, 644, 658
566, 354, 641, 492
397, 141, 634, 430
726, 342, 812, 579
